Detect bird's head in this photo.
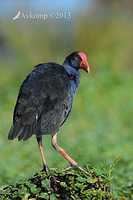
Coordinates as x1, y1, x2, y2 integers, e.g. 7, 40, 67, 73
63, 51, 90, 73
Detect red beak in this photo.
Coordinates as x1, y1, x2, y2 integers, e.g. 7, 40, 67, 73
78, 52, 90, 73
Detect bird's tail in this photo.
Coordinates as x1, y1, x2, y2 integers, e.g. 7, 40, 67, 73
8, 121, 34, 141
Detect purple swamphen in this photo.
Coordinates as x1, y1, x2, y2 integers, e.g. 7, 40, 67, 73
8, 51, 90, 175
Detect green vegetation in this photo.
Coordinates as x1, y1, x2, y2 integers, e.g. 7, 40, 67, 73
0, 2, 133, 198
0, 165, 118, 199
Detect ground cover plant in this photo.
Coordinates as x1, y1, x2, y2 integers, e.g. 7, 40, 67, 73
0, 164, 118, 199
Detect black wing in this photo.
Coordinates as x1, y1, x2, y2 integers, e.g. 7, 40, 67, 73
8, 63, 72, 141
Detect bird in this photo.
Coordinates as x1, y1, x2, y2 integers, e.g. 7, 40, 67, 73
8, 51, 90, 175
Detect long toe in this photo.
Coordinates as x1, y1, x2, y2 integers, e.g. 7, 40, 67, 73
61, 165, 90, 176
49, 167, 58, 170
75, 165, 91, 176
61, 166, 73, 172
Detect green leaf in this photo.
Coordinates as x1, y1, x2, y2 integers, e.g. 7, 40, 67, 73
41, 179, 50, 189
76, 176, 86, 183
36, 187, 41, 193
11, 187, 18, 191
50, 194, 58, 200
55, 194, 60, 197
99, 177, 105, 182
30, 184, 37, 194
76, 182, 84, 190
22, 193, 30, 200
60, 182, 67, 187
38, 192, 49, 199
30, 184, 41, 194
25, 181, 33, 188
71, 195, 76, 199
18, 186, 27, 198
86, 177, 97, 183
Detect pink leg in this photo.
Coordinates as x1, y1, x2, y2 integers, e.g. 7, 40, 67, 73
52, 133, 90, 175
36, 136, 49, 175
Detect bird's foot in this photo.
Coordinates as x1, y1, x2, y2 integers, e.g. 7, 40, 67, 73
41, 165, 49, 176
41, 166, 59, 175
61, 165, 90, 176
41, 163, 90, 176
49, 167, 58, 170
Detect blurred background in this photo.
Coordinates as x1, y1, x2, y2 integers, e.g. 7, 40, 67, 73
0, 0, 133, 190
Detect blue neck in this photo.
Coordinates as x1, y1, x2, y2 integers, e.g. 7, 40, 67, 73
63, 64, 80, 94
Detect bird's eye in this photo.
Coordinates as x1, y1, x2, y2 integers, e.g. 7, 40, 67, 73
75, 56, 80, 61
